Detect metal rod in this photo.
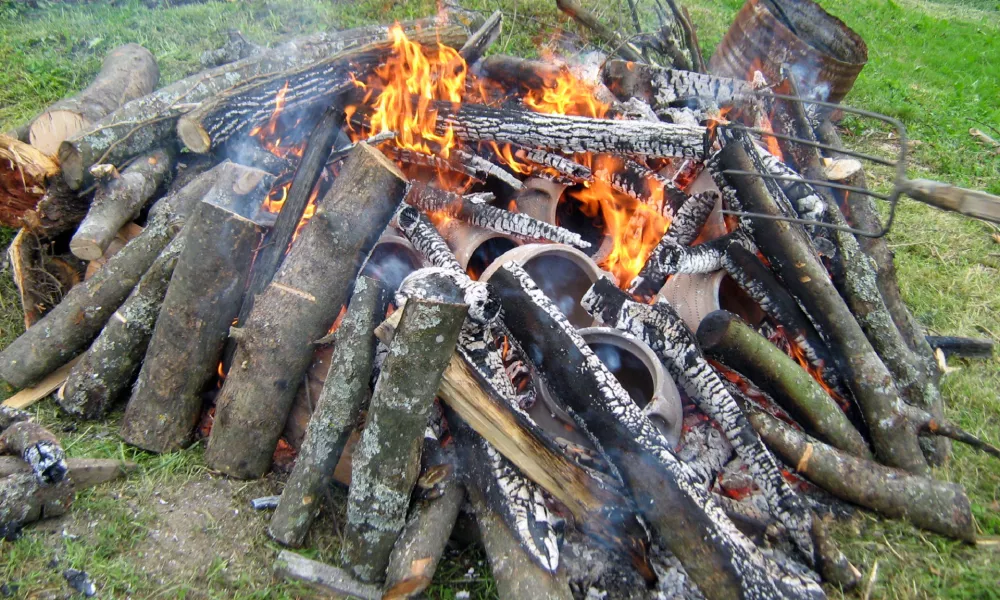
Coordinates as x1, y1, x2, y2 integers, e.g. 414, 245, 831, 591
720, 170, 893, 200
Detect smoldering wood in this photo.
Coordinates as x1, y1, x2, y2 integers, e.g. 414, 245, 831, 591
200, 30, 264, 68
466, 476, 574, 600
70, 147, 174, 261
268, 277, 389, 548
452, 148, 524, 190
581, 277, 817, 563
746, 406, 976, 542
755, 147, 826, 222
513, 146, 592, 181
57, 18, 464, 190
382, 436, 465, 598
627, 231, 747, 297
595, 158, 689, 214
0, 134, 60, 228
383, 146, 484, 184
0, 421, 66, 485
722, 242, 849, 401
274, 550, 381, 600
341, 296, 467, 583
28, 44, 159, 156
206, 144, 407, 479
0, 210, 182, 389
926, 336, 994, 359
696, 310, 869, 459
121, 168, 272, 453
480, 55, 562, 90
458, 10, 502, 64
0, 473, 74, 539
57, 235, 184, 420
222, 136, 294, 175
666, 190, 719, 246
494, 264, 825, 600
438, 101, 707, 160
0, 457, 136, 489
555, 0, 645, 63
406, 184, 589, 249
235, 107, 345, 330
602, 60, 755, 114
719, 137, 929, 474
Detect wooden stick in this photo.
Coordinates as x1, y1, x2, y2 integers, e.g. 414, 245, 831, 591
121, 167, 273, 453
696, 310, 869, 458
602, 60, 755, 112
458, 10, 502, 65
206, 144, 407, 479
555, 0, 645, 63
274, 550, 381, 600
2, 357, 80, 410
0, 457, 136, 489
926, 336, 994, 359
341, 296, 467, 583
268, 276, 389, 548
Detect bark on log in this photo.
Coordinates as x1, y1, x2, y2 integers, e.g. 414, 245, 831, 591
274, 550, 381, 600
439, 101, 706, 160
696, 310, 869, 458
235, 106, 345, 330
719, 137, 929, 474
383, 435, 465, 599
493, 263, 825, 600
206, 144, 407, 479
480, 55, 562, 90
582, 277, 816, 562
466, 478, 574, 600
268, 276, 390, 548
747, 407, 975, 542
0, 407, 30, 431
0, 134, 60, 227
0, 421, 67, 485
56, 19, 464, 189
28, 44, 159, 156
121, 168, 272, 453
0, 473, 74, 539
0, 457, 136, 489
222, 136, 293, 175
57, 234, 184, 419
458, 10, 502, 64
70, 148, 174, 261
200, 30, 264, 68
22, 176, 92, 238
0, 206, 183, 388
721, 242, 848, 401
341, 296, 467, 583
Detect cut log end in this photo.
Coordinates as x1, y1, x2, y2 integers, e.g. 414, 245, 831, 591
28, 111, 87, 156
177, 118, 212, 154
68, 237, 106, 262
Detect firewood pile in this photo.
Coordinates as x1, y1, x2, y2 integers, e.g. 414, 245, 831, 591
1, 1, 998, 598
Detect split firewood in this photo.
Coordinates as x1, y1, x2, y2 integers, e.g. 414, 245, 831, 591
744, 404, 976, 542
0, 457, 136, 488
28, 44, 159, 156
0, 134, 60, 227
274, 550, 381, 600
207, 144, 407, 479
70, 147, 175, 261
458, 10, 503, 65
121, 166, 273, 453
405, 184, 589, 249
722, 242, 850, 401
466, 477, 574, 600
696, 310, 869, 458
382, 434, 465, 599
269, 276, 390, 548
493, 263, 825, 600
57, 18, 464, 190
0, 421, 66, 485
341, 296, 468, 583
235, 106, 345, 329
200, 30, 264, 68
438, 101, 707, 160
581, 277, 818, 564
555, 0, 645, 63
719, 135, 929, 474
57, 234, 184, 420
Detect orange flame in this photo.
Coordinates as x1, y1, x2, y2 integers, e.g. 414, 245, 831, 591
250, 82, 307, 160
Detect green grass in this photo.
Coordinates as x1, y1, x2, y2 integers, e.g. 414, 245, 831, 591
1, 0, 999, 598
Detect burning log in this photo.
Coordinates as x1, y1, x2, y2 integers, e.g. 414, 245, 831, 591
719, 137, 929, 474
627, 231, 748, 297
269, 276, 390, 548
0, 134, 60, 228
382, 146, 484, 184
466, 476, 574, 600
341, 296, 468, 583
721, 242, 849, 401
696, 310, 869, 458
382, 436, 465, 599
666, 190, 720, 246
206, 144, 407, 479
480, 55, 562, 90
452, 148, 524, 190
274, 550, 381, 600
513, 146, 592, 181
57, 19, 464, 189
596, 158, 689, 214
27, 44, 159, 156
581, 278, 816, 562
439, 102, 707, 160
0, 201, 184, 388
406, 185, 589, 249
236, 106, 345, 328
70, 148, 174, 261
0, 421, 67, 485
458, 10, 503, 65
602, 60, 755, 113
745, 406, 975, 542
494, 264, 825, 599
555, 0, 645, 63
120, 166, 272, 453
57, 235, 183, 420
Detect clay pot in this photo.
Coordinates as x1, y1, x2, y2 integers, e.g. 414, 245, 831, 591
360, 230, 425, 294
657, 270, 765, 332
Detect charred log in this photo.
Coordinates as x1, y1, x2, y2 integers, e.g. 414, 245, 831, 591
200, 30, 264, 68
628, 231, 748, 297
0, 421, 67, 485
666, 190, 719, 246
458, 10, 503, 65
602, 60, 755, 113
595, 158, 689, 214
